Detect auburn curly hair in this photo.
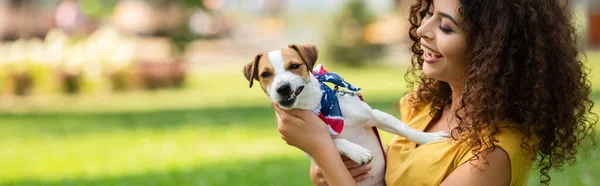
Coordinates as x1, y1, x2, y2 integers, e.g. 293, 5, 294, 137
405, 0, 598, 184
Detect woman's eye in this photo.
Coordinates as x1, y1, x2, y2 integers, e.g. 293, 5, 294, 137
290, 64, 301, 70
260, 72, 271, 78
439, 23, 452, 34
439, 25, 453, 34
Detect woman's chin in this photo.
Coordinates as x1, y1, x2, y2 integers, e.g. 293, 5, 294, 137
422, 66, 442, 80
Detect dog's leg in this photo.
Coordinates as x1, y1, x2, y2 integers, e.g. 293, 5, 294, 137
371, 109, 449, 145
333, 138, 373, 165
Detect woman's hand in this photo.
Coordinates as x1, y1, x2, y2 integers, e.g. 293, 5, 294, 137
310, 156, 372, 185
272, 103, 331, 155
273, 103, 358, 186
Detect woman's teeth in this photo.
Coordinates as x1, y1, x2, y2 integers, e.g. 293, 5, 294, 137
423, 47, 442, 57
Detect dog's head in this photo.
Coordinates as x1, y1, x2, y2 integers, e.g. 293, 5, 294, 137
243, 44, 320, 109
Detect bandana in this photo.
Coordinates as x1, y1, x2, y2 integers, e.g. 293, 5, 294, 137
312, 64, 360, 135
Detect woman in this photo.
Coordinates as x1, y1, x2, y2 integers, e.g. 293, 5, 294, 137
273, 0, 597, 185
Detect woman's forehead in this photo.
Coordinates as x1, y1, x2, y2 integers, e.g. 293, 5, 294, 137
430, 0, 461, 19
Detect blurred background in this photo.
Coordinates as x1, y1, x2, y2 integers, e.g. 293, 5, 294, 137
0, 0, 598, 185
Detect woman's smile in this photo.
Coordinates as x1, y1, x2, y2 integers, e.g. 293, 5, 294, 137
422, 44, 444, 63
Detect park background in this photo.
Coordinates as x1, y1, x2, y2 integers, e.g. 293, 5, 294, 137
0, 0, 599, 185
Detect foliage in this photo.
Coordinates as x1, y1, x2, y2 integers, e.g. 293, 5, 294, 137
0, 27, 186, 95
324, 0, 386, 67
79, 0, 119, 20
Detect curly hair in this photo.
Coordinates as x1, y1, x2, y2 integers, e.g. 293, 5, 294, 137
405, 0, 598, 184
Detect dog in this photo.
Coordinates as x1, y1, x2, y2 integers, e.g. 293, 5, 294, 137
243, 44, 448, 186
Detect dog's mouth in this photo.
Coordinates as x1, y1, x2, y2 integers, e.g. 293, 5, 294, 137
279, 86, 305, 107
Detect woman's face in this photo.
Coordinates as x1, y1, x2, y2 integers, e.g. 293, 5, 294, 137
417, 0, 468, 86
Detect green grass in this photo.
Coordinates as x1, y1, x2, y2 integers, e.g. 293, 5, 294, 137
0, 52, 599, 186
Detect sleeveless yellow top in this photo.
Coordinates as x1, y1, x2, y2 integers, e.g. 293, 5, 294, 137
385, 94, 535, 186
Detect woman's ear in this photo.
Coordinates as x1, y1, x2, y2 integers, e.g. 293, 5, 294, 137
288, 44, 318, 70
242, 53, 263, 88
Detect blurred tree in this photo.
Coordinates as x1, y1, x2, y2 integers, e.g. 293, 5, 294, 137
179, 0, 207, 9
324, 0, 385, 67
79, 0, 118, 20
153, 0, 230, 52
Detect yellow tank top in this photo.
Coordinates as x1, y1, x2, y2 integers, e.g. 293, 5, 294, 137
385, 94, 535, 186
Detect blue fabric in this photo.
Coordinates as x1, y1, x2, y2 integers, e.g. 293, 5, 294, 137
312, 64, 360, 135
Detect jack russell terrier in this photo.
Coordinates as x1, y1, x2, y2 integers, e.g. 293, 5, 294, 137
243, 44, 448, 186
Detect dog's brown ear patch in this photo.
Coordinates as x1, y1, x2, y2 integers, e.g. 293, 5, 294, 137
289, 44, 318, 70
243, 54, 263, 88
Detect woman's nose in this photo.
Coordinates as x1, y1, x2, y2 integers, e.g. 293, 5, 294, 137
416, 18, 434, 40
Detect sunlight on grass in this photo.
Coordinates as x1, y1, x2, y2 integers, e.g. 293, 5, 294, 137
0, 124, 302, 183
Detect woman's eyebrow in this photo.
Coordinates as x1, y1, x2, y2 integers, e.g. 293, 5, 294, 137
438, 12, 459, 26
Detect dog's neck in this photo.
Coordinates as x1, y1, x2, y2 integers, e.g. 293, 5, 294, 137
293, 75, 322, 111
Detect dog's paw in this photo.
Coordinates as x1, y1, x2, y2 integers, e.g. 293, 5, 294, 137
345, 148, 373, 165
419, 131, 450, 144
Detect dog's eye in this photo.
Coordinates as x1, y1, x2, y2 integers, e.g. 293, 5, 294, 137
290, 64, 301, 70
260, 71, 271, 78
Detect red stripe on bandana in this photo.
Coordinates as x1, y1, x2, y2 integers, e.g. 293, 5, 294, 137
318, 112, 344, 135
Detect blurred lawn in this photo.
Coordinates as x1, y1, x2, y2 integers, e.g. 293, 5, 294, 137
0, 52, 599, 186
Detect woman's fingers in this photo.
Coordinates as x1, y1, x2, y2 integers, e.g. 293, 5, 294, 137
353, 173, 370, 183
273, 104, 298, 121
316, 157, 372, 184
313, 166, 328, 185
343, 159, 357, 168
284, 109, 313, 118
272, 103, 314, 119
319, 165, 370, 183
349, 164, 372, 177
272, 103, 284, 113
341, 155, 351, 161
273, 104, 301, 131
317, 178, 328, 186
342, 155, 360, 168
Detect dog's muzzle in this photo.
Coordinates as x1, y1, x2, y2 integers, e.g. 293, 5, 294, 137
277, 84, 305, 107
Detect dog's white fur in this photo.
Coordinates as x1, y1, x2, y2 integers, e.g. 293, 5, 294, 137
247, 47, 448, 186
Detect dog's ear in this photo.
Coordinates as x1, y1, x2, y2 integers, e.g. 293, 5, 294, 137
243, 53, 263, 88
288, 44, 318, 70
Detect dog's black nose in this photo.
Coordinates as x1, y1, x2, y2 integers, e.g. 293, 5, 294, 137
277, 84, 292, 95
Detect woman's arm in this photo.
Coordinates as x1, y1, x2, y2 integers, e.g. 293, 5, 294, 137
310, 157, 372, 186
309, 142, 357, 186
273, 104, 357, 186
440, 147, 511, 186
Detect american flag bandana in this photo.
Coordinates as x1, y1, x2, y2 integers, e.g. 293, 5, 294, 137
312, 64, 361, 135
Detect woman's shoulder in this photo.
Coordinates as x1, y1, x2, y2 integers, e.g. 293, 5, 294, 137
491, 123, 537, 185
456, 122, 537, 185
494, 123, 537, 162
458, 122, 536, 162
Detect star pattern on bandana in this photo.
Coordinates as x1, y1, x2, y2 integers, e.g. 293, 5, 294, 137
312, 64, 361, 135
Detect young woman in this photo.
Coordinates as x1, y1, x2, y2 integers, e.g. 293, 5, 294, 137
273, 0, 598, 185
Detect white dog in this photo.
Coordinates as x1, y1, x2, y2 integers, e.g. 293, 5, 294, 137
243, 44, 448, 186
